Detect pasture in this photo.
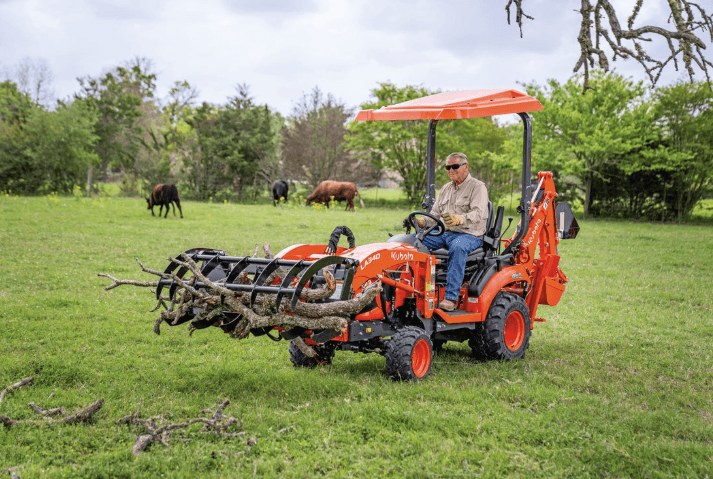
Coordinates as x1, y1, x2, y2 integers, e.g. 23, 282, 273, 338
0, 194, 711, 478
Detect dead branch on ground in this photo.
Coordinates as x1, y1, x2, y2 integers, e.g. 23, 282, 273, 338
0, 376, 34, 407
0, 376, 103, 428
115, 399, 245, 456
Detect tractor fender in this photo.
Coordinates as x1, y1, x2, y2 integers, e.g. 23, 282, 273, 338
476, 264, 531, 317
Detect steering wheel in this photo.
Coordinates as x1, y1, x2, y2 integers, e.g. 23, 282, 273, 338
407, 211, 446, 241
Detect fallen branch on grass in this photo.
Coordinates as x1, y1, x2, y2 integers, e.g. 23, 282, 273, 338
0, 376, 103, 428
115, 399, 245, 456
0, 376, 34, 407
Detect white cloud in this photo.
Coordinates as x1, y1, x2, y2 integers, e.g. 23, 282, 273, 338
0, 0, 708, 114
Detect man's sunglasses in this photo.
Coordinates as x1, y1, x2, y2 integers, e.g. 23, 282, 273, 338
445, 162, 467, 171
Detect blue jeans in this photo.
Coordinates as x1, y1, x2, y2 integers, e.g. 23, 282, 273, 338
421, 232, 483, 301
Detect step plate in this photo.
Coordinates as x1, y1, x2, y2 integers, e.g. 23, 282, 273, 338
433, 308, 482, 324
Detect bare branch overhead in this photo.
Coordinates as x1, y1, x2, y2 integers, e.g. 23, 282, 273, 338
507, 0, 713, 91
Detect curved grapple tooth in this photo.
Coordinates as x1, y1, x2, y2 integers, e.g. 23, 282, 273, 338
249, 257, 282, 307
290, 256, 356, 309
225, 256, 251, 284
157, 250, 196, 300
274, 260, 306, 311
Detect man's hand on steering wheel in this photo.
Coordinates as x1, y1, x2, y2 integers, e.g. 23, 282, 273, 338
402, 217, 424, 229
407, 211, 446, 241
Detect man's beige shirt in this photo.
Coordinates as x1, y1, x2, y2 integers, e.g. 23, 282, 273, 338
429, 174, 489, 236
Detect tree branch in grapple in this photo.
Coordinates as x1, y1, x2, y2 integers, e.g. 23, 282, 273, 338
98, 245, 382, 357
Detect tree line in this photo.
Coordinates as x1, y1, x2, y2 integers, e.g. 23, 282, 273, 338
526, 71, 713, 221
0, 57, 711, 220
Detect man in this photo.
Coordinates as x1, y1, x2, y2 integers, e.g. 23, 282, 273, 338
409, 152, 489, 311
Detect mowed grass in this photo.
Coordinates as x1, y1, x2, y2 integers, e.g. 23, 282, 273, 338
0, 194, 711, 478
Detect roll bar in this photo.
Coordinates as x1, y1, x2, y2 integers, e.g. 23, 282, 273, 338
421, 113, 532, 254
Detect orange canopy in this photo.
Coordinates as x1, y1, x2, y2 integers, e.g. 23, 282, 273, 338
354, 89, 542, 121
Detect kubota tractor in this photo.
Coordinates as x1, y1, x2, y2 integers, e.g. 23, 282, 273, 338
157, 89, 579, 381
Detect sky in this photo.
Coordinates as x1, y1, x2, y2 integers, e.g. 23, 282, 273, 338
0, 0, 709, 116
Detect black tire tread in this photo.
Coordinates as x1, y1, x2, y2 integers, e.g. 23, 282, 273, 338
481, 292, 531, 360
468, 323, 489, 360
385, 326, 433, 381
289, 341, 336, 368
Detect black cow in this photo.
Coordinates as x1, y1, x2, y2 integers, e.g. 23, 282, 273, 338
272, 180, 289, 206
147, 184, 183, 218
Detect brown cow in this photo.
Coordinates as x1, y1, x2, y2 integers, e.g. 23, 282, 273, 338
305, 181, 365, 211
147, 184, 183, 218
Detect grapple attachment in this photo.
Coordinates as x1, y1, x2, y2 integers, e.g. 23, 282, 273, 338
155, 249, 358, 332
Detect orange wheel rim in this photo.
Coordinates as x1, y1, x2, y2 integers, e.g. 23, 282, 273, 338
412, 339, 431, 378
504, 310, 525, 351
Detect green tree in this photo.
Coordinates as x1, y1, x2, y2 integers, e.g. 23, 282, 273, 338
525, 71, 653, 219
281, 87, 354, 189
0, 57, 55, 107
76, 58, 157, 193
185, 85, 279, 200
0, 80, 33, 124
0, 81, 99, 194
347, 83, 437, 205
652, 81, 713, 221
128, 81, 198, 194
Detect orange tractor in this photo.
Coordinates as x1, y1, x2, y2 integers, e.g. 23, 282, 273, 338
157, 90, 579, 380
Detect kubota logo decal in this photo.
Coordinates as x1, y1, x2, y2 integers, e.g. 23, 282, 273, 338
359, 253, 380, 270
527, 218, 542, 244
390, 251, 414, 262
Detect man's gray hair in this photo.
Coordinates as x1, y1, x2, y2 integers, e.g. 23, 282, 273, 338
446, 152, 468, 164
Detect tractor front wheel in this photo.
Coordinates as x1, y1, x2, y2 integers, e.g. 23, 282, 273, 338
385, 326, 433, 381
480, 292, 531, 360
289, 341, 336, 368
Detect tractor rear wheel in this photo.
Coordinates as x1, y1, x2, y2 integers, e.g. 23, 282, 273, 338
289, 341, 336, 368
480, 292, 531, 360
385, 326, 433, 381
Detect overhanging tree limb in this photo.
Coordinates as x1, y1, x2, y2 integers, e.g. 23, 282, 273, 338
507, 0, 713, 91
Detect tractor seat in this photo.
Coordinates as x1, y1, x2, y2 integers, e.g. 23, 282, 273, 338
431, 247, 485, 264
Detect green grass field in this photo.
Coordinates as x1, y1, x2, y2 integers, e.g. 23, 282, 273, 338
1, 194, 711, 478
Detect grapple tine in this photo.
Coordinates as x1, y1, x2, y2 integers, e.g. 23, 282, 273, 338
225, 256, 251, 284
168, 251, 206, 300
274, 260, 305, 311
199, 253, 224, 280
157, 253, 189, 300
249, 258, 281, 307
342, 268, 355, 300
290, 256, 356, 310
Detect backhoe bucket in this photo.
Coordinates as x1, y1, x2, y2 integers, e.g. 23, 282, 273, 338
556, 202, 580, 239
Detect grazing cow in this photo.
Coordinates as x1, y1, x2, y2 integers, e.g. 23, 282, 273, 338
271, 180, 289, 206
305, 181, 365, 211
146, 184, 183, 218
